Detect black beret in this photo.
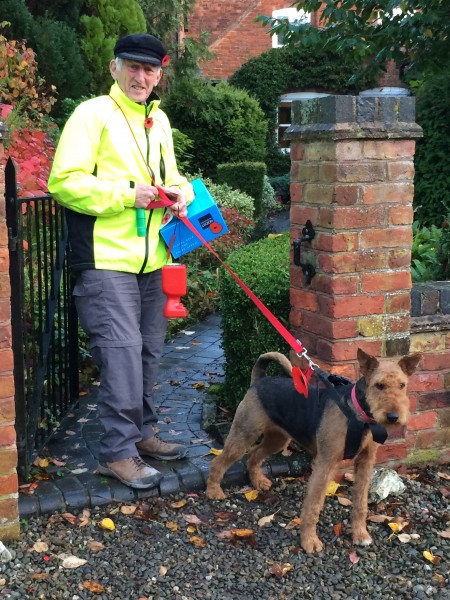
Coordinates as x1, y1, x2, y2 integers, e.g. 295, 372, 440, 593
114, 33, 168, 66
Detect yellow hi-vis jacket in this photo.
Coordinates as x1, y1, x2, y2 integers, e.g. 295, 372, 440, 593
48, 82, 194, 274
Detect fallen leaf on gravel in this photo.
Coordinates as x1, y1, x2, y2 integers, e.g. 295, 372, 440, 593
439, 487, 450, 497
49, 458, 66, 467
70, 468, 88, 475
325, 481, 340, 496
32, 542, 49, 553
0, 578, 6, 585
19, 482, 39, 495
368, 514, 392, 523
34, 457, 49, 468
159, 566, 168, 576
215, 511, 234, 523
344, 471, 355, 482
438, 529, 450, 539
337, 497, 352, 506
186, 525, 197, 533
62, 513, 79, 526
79, 509, 91, 527
170, 500, 187, 509
166, 521, 178, 532
349, 552, 360, 565
83, 581, 105, 593
397, 533, 413, 543
423, 550, 441, 565
183, 514, 203, 525
258, 512, 276, 527
61, 556, 88, 569
134, 503, 159, 521
189, 536, 206, 548
98, 518, 115, 531
209, 448, 223, 456
87, 541, 105, 552
192, 382, 205, 389
437, 472, 450, 480
432, 573, 446, 588
230, 529, 254, 537
268, 562, 293, 578
333, 523, 343, 537
285, 517, 302, 530
120, 505, 137, 515
244, 490, 259, 502
30, 573, 49, 580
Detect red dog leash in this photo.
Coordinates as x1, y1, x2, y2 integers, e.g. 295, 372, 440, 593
152, 187, 318, 395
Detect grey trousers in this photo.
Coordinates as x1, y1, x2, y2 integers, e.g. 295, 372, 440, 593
73, 269, 168, 462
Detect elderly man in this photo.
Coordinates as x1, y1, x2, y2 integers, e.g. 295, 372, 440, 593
49, 33, 194, 489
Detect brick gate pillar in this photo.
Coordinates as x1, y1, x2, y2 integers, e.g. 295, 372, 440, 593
287, 95, 422, 465
0, 121, 20, 539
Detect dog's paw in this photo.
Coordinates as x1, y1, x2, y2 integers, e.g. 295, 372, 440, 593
353, 530, 373, 546
205, 487, 226, 500
301, 535, 324, 554
255, 476, 272, 491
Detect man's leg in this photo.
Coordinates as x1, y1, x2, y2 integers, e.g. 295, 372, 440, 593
73, 270, 162, 488
137, 269, 187, 460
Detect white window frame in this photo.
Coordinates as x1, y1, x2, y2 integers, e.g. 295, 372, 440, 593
271, 7, 311, 48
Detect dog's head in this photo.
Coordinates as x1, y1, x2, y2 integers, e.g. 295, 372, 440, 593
357, 348, 421, 428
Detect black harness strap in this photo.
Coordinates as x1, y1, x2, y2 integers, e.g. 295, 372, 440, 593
315, 369, 388, 460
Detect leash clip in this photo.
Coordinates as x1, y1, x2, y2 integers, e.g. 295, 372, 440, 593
297, 347, 319, 371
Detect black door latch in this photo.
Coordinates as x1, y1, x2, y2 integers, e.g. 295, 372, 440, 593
292, 220, 315, 284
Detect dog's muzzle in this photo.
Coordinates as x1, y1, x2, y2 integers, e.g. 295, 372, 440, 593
387, 412, 399, 423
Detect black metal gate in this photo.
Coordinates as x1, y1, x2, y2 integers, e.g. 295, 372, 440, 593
5, 157, 79, 479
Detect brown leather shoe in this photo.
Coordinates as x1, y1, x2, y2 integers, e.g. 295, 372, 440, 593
137, 435, 188, 461
98, 456, 162, 489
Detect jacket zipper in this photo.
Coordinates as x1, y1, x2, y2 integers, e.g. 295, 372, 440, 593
138, 104, 153, 275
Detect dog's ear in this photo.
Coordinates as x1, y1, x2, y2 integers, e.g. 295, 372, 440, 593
357, 348, 379, 376
398, 353, 422, 376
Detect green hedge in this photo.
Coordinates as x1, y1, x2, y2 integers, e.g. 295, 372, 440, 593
216, 162, 266, 217
219, 232, 291, 409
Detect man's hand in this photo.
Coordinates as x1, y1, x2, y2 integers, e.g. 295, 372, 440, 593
135, 183, 159, 208
159, 186, 188, 218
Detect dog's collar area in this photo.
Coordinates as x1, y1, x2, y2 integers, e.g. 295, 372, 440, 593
351, 386, 376, 424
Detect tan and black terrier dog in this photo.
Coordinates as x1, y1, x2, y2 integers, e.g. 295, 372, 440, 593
206, 348, 421, 553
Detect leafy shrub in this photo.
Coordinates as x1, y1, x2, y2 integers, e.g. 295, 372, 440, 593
261, 176, 278, 215
163, 80, 268, 178
172, 128, 194, 174
230, 41, 378, 176
199, 178, 254, 218
216, 162, 266, 216
411, 221, 442, 282
434, 219, 450, 281
219, 233, 291, 409
269, 173, 291, 205
413, 70, 450, 226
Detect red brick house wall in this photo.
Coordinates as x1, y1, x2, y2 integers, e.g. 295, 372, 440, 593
186, 0, 319, 80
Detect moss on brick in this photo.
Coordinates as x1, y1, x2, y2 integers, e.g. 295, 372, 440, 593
358, 317, 384, 337
0, 519, 20, 540
406, 448, 441, 465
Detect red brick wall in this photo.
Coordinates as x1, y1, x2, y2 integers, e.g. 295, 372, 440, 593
0, 131, 20, 539
187, 0, 304, 80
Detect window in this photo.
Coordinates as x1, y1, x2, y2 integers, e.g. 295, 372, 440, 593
272, 7, 311, 48
277, 92, 331, 150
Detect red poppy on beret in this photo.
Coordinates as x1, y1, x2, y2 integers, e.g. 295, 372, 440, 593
161, 54, 170, 67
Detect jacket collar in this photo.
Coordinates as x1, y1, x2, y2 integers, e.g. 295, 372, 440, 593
109, 82, 161, 115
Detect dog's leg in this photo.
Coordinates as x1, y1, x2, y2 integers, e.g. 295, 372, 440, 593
247, 428, 290, 491
300, 455, 340, 553
351, 441, 377, 546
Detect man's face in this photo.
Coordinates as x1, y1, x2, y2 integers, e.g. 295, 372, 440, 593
110, 59, 162, 103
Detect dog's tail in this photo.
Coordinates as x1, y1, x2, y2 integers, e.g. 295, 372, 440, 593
250, 352, 293, 384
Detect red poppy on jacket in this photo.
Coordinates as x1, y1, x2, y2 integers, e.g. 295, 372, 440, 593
145, 117, 154, 129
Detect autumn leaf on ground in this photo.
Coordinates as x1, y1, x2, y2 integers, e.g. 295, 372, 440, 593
33, 457, 49, 468
388, 517, 409, 534
134, 503, 159, 521
49, 458, 66, 467
438, 529, 450, 539
439, 487, 450, 498
19, 482, 39, 496
159, 566, 168, 576
83, 581, 105, 593
215, 511, 234, 523
170, 499, 187, 509
79, 509, 91, 527
268, 562, 293, 578
349, 552, 360, 565
337, 497, 352, 506
61, 556, 88, 569
62, 513, 79, 526
30, 573, 49, 580
423, 550, 442, 565
186, 525, 197, 533
244, 490, 259, 502
230, 529, 255, 537
209, 448, 223, 456
437, 472, 450, 480
87, 541, 105, 552
397, 533, 420, 544
333, 523, 343, 537
285, 517, 302, 530
189, 536, 206, 548
166, 521, 178, 532
258, 512, 277, 527
183, 514, 203, 525
432, 573, 446, 588
120, 505, 137, 515
368, 514, 393, 523
325, 481, 340, 496
32, 541, 49, 553
98, 518, 115, 531
192, 382, 205, 390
